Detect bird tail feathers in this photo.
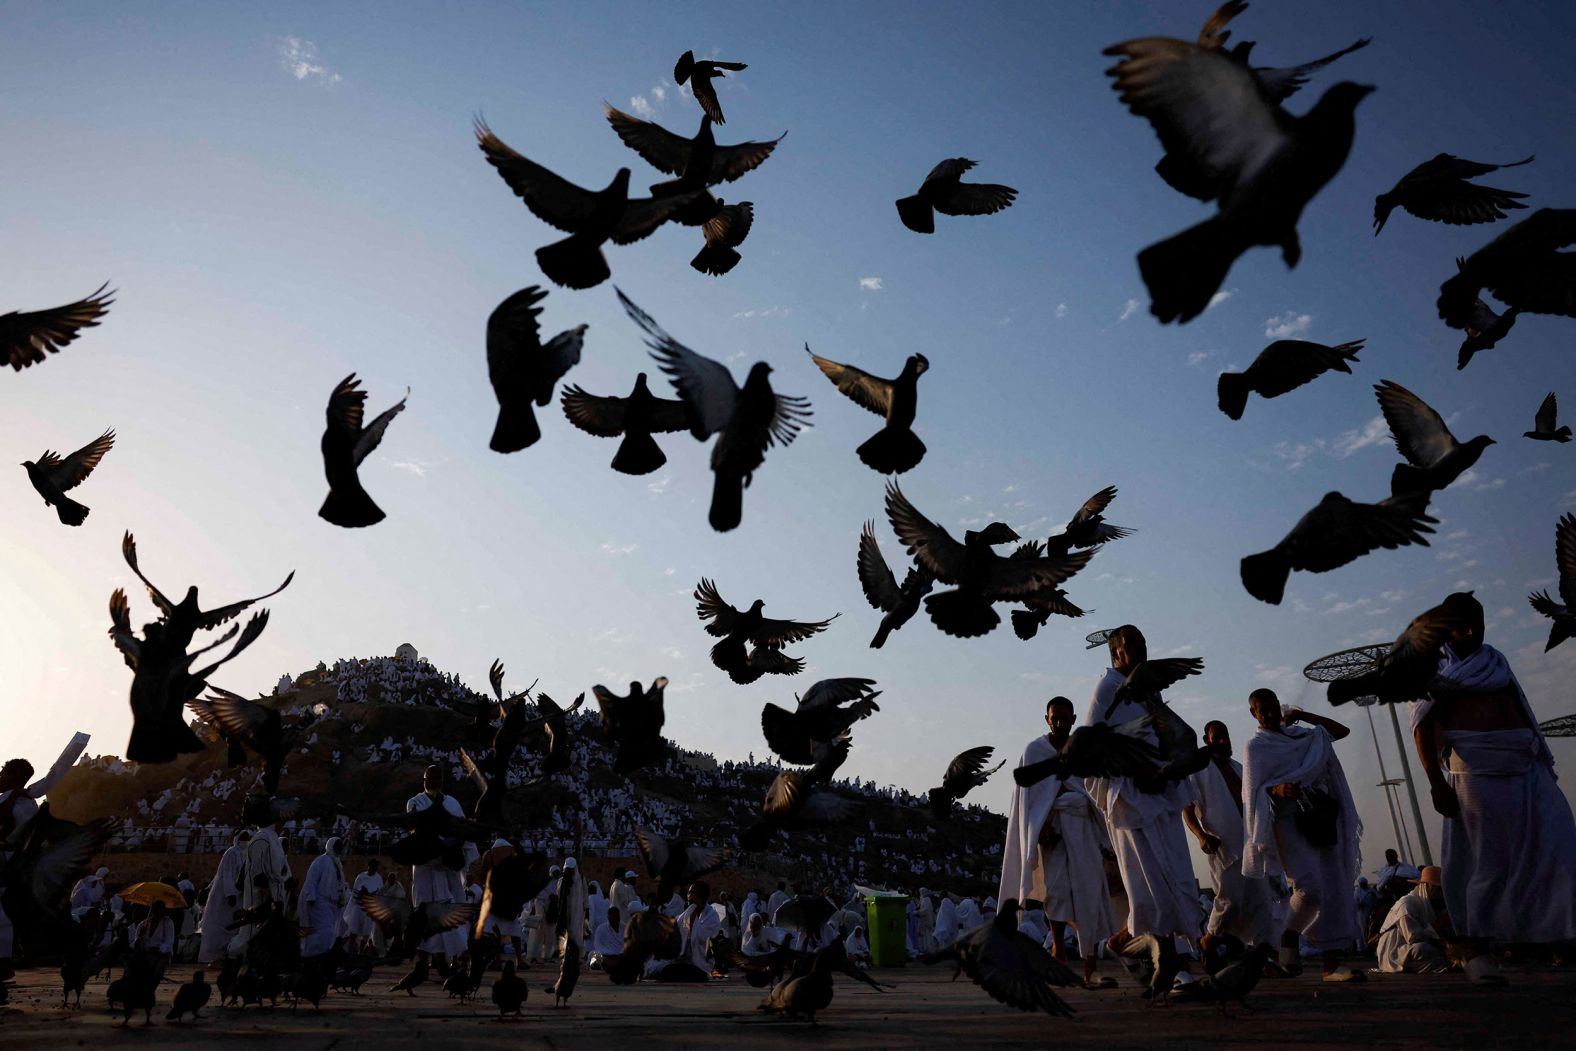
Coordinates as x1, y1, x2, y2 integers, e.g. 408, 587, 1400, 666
126, 717, 205, 765
924, 590, 1000, 638
895, 195, 934, 234
709, 470, 743, 532
1216, 372, 1250, 420
1390, 462, 1434, 499
857, 427, 926, 475
1548, 620, 1575, 653
869, 620, 893, 649
691, 243, 742, 276
611, 431, 667, 475
55, 496, 90, 526
319, 483, 386, 528
1137, 216, 1246, 324
1011, 608, 1046, 641
1239, 550, 1289, 605
489, 404, 541, 454
536, 236, 609, 291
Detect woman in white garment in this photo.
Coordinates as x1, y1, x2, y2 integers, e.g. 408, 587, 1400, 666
299, 837, 347, 957
197, 830, 250, 963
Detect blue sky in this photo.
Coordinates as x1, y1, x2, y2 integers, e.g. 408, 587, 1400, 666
3, 1, 1574, 873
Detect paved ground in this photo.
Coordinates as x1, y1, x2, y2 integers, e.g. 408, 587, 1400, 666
3, 960, 1572, 1049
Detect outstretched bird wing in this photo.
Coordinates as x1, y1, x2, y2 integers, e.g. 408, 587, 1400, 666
618, 288, 738, 439
1375, 380, 1457, 467
1394, 153, 1533, 225
604, 105, 695, 175
694, 578, 743, 637
807, 346, 893, 417
797, 677, 878, 712
1253, 37, 1371, 101
487, 286, 546, 396
934, 178, 1018, 217
1, 283, 114, 371
942, 746, 999, 792
858, 521, 904, 612
1252, 340, 1363, 397
120, 532, 177, 618
108, 589, 141, 669
354, 391, 408, 468
47, 429, 115, 491
884, 482, 969, 583
1534, 392, 1559, 434
752, 613, 839, 648
1557, 513, 1576, 609
474, 119, 602, 233
187, 687, 270, 742
706, 134, 785, 185
559, 385, 629, 436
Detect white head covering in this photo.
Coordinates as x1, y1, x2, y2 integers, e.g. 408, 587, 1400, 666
563, 857, 577, 871
625, 870, 638, 880
325, 836, 343, 855
492, 837, 511, 849
550, 865, 562, 876
95, 866, 109, 878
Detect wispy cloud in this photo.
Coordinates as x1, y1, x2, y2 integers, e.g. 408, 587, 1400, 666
859, 276, 884, 292
1273, 439, 1326, 470
1207, 289, 1236, 311
646, 474, 672, 496
1264, 310, 1313, 339
1118, 298, 1141, 322
1186, 350, 1211, 367
630, 95, 656, 118
1454, 468, 1505, 492
1334, 414, 1390, 457
600, 542, 638, 556
1055, 303, 1068, 319
733, 305, 789, 320
279, 37, 341, 85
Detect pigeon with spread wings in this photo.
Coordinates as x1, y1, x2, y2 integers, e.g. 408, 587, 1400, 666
318, 374, 407, 528
355, 891, 477, 962
560, 372, 691, 475
475, 118, 693, 289
1438, 209, 1576, 336
22, 428, 115, 527
760, 678, 881, 765
1241, 491, 1437, 605
2, 283, 113, 372
1451, 271, 1519, 371
858, 520, 933, 648
618, 289, 811, 531
120, 531, 293, 652
896, 159, 1017, 235
187, 687, 304, 796
1013, 719, 1160, 787
920, 899, 1077, 1016
1216, 339, 1364, 420
695, 578, 837, 685
928, 746, 1005, 818
1328, 598, 1469, 705
674, 50, 748, 124
741, 736, 856, 851
604, 106, 782, 204
592, 677, 669, 774
885, 482, 1095, 638
1526, 392, 1571, 443
1375, 379, 1495, 497
1374, 154, 1533, 235
691, 199, 754, 275
487, 286, 586, 453
808, 346, 929, 474
1042, 485, 1134, 558
635, 827, 731, 902
1529, 514, 1576, 652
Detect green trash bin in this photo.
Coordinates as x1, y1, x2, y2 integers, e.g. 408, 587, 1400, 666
864, 894, 909, 967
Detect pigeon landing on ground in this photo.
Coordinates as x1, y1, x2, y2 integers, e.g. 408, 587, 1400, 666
808, 346, 929, 474
1104, 33, 1372, 322
1439, 209, 1576, 336
22, 428, 114, 526
1328, 597, 1468, 705
1166, 942, 1277, 1013
1526, 392, 1571, 443
674, 50, 748, 124
318, 374, 407, 528
592, 677, 670, 773
695, 579, 837, 685
1375, 379, 1495, 497
475, 119, 693, 289
920, 899, 1077, 1016
1374, 154, 1533, 235
1216, 339, 1364, 419
619, 289, 812, 531
896, 159, 1017, 234
1529, 514, 1576, 652
487, 286, 586, 453
561, 372, 692, 474
2, 283, 113, 371
492, 960, 527, 1017
858, 521, 934, 648
1241, 491, 1436, 605
928, 746, 1005, 818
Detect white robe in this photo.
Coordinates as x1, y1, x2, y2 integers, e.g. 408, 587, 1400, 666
766, 889, 790, 919
933, 898, 958, 946
299, 851, 346, 956
232, 826, 289, 952
556, 871, 587, 956
591, 920, 622, 957
1188, 758, 1276, 944
677, 902, 721, 971
955, 898, 982, 931
1242, 725, 1361, 951
610, 879, 640, 922
587, 888, 610, 934
406, 792, 468, 956
1376, 887, 1449, 973
198, 843, 246, 962
1083, 671, 1200, 938
844, 930, 870, 958
1413, 644, 1576, 943
998, 734, 1115, 953
344, 871, 383, 937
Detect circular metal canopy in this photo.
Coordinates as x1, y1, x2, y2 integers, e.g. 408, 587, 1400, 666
1084, 628, 1117, 650
1540, 714, 1576, 738
1302, 644, 1390, 683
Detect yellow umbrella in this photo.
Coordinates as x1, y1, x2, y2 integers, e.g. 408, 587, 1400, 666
119, 881, 187, 908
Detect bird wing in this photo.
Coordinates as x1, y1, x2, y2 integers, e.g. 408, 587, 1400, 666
1196, 0, 1247, 48
1534, 391, 1558, 434
761, 770, 806, 819
107, 589, 140, 669
0, 283, 114, 371
195, 573, 296, 631
983, 547, 1096, 599
1408, 153, 1535, 182
858, 521, 904, 612
559, 385, 628, 437
1124, 657, 1204, 695
708, 60, 748, 71
354, 891, 411, 934
943, 746, 997, 788
694, 578, 742, 636
325, 373, 366, 434
611, 195, 694, 245
191, 610, 270, 680
885, 481, 969, 583
591, 684, 627, 737
684, 844, 730, 879
922, 158, 977, 184
353, 390, 409, 467
744, 646, 806, 678
1251, 340, 1363, 396
187, 687, 270, 741
1443, 209, 1576, 323
1065, 485, 1119, 531
604, 105, 693, 176
1103, 38, 1287, 201
489, 658, 507, 703
806, 734, 852, 783
1557, 513, 1576, 609
760, 704, 816, 765
1401, 180, 1530, 226
1253, 37, 1371, 101
617, 288, 738, 439
1386, 600, 1467, 671
691, 77, 724, 124
934, 180, 1018, 217
539, 329, 585, 395
752, 613, 839, 648
704, 201, 754, 249
486, 286, 547, 395
458, 748, 489, 793
119, 532, 176, 618
806, 345, 893, 417
970, 928, 1076, 1016
634, 827, 670, 875
1287, 494, 1437, 573
1374, 380, 1457, 466
773, 897, 836, 934
420, 901, 478, 936
48, 429, 115, 491
706, 134, 785, 184
474, 119, 602, 233
1063, 722, 1162, 778
797, 677, 878, 712
19, 812, 118, 913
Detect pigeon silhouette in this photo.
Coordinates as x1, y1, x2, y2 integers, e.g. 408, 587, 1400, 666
896, 159, 1017, 234
2, 283, 113, 371
592, 677, 670, 774
1374, 154, 1533, 235
1241, 491, 1436, 605
674, 50, 748, 124
760, 678, 881, 765
1526, 392, 1571, 442
1375, 379, 1495, 496
604, 106, 783, 203
487, 286, 586, 453
919, 899, 1077, 1016
1328, 597, 1468, 705
691, 199, 754, 275
1528, 513, 1575, 652
318, 374, 407, 528
1217, 339, 1364, 419
561, 372, 692, 475
1439, 209, 1576, 334
695, 578, 837, 685
857, 521, 934, 648
928, 746, 1005, 818
808, 346, 929, 474
21, 428, 114, 526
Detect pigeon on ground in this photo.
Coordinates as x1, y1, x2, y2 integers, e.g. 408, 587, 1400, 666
757, 941, 840, 1023
475, 118, 693, 289
896, 159, 1017, 234
487, 286, 586, 453
1240, 491, 1437, 605
808, 346, 929, 474
695, 578, 837, 685
928, 746, 1005, 818
857, 521, 934, 648
389, 954, 429, 996
592, 677, 670, 774
1375, 379, 1495, 496
920, 899, 1077, 1016
619, 289, 812, 531
674, 50, 748, 124
1216, 339, 1364, 419
318, 373, 407, 528
2, 283, 113, 371
492, 960, 527, 1017
1111, 931, 1185, 1003
635, 827, 731, 903
885, 482, 1095, 638
741, 737, 856, 851
22, 427, 114, 526
1166, 942, 1277, 1013
1526, 392, 1571, 442
1439, 209, 1576, 335
1529, 514, 1576, 652
1374, 154, 1533, 235
1104, 33, 1372, 322
549, 947, 579, 1007
1328, 597, 1468, 705
604, 106, 782, 203
561, 372, 692, 475
691, 199, 755, 275
760, 678, 881, 765
1042, 485, 1134, 557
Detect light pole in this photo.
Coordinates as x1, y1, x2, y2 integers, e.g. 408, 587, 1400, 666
1387, 703, 1434, 865
1364, 706, 1407, 856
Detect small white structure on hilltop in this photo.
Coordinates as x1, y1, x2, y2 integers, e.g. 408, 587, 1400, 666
395, 642, 419, 661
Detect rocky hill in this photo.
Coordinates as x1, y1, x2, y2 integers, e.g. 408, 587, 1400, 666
49, 653, 1007, 899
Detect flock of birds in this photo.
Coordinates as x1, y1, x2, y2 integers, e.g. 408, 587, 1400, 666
4, 0, 1575, 1026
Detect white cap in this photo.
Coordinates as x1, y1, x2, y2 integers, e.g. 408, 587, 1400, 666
549, 865, 561, 876
95, 866, 109, 878
625, 870, 638, 880
563, 857, 577, 871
